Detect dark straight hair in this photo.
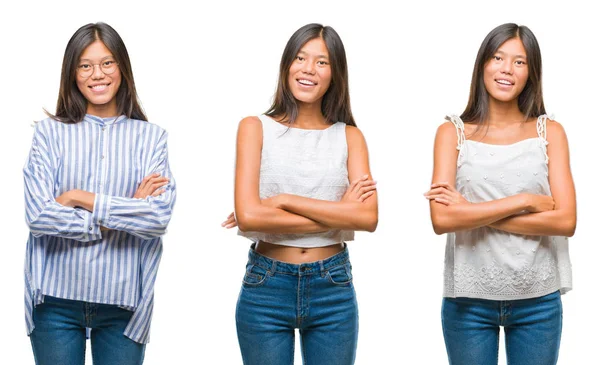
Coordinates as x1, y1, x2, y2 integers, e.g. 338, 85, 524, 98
266, 23, 356, 127
47, 22, 147, 123
461, 23, 545, 127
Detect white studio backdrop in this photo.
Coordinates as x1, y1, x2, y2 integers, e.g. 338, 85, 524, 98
0, 0, 597, 363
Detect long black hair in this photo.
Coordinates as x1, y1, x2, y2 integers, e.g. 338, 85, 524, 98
266, 23, 356, 127
47, 22, 147, 123
461, 23, 545, 126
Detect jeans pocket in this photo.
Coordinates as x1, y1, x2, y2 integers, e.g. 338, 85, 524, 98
242, 263, 270, 287
326, 262, 353, 286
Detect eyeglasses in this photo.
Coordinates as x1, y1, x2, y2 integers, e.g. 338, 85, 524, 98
77, 59, 119, 78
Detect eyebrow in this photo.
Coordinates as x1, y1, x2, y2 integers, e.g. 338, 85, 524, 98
79, 56, 116, 62
496, 50, 527, 59
297, 50, 329, 60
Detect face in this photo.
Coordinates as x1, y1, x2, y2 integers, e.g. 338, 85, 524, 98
287, 37, 332, 104
76, 40, 121, 117
483, 37, 529, 103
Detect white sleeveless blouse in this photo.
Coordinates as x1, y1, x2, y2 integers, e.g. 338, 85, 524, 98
238, 114, 354, 247
443, 115, 572, 300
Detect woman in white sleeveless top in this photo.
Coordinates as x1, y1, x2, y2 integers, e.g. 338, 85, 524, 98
426, 23, 576, 365
222, 23, 378, 365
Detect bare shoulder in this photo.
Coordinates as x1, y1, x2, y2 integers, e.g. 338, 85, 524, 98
238, 116, 262, 129
345, 125, 367, 148
435, 120, 461, 146
546, 119, 567, 137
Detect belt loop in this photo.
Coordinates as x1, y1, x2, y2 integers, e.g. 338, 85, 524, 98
270, 259, 278, 275
319, 260, 326, 277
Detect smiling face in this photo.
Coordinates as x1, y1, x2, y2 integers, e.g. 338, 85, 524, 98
483, 37, 529, 103
287, 37, 332, 105
75, 40, 121, 117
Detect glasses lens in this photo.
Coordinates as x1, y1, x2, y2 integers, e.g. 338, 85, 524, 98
101, 60, 118, 75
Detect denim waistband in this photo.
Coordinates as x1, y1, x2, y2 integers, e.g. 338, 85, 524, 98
247, 244, 350, 276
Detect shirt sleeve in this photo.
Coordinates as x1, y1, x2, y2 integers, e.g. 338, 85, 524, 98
92, 130, 176, 240
24, 121, 102, 242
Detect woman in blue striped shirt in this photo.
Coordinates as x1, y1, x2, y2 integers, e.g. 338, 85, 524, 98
24, 23, 176, 365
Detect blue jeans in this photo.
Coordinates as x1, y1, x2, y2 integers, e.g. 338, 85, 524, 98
30, 296, 146, 365
236, 245, 359, 365
442, 291, 562, 365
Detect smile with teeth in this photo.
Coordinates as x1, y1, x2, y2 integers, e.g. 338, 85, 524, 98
298, 79, 316, 86
495, 79, 513, 86
90, 84, 110, 91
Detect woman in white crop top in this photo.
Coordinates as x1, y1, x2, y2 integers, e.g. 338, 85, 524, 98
426, 23, 576, 365
222, 24, 378, 364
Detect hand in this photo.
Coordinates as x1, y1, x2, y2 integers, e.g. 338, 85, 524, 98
134, 173, 169, 199
56, 190, 76, 207
342, 175, 377, 203
424, 182, 469, 206
524, 194, 555, 213
222, 212, 237, 229
100, 226, 111, 232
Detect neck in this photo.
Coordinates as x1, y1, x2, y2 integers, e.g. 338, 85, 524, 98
87, 101, 118, 118
294, 100, 327, 128
487, 97, 525, 126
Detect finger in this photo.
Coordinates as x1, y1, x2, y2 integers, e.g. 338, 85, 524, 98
347, 177, 363, 193
424, 187, 449, 196
359, 190, 375, 202
151, 189, 166, 197
434, 197, 451, 205
224, 222, 237, 229
432, 181, 458, 193
140, 173, 161, 190
358, 184, 377, 196
353, 179, 375, 194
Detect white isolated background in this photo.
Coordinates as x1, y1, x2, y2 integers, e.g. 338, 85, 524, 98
0, 0, 597, 364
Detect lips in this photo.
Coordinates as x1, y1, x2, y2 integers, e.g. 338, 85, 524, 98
89, 83, 111, 92
297, 78, 317, 86
495, 78, 514, 86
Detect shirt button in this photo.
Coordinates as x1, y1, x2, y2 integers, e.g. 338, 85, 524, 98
88, 226, 92, 231
101, 155, 105, 159
516, 250, 520, 255
102, 127, 106, 131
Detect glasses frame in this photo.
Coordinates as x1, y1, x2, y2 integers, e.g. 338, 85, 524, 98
77, 58, 120, 78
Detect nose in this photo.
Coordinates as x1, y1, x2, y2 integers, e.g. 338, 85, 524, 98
500, 59, 513, 75
90, 64, 106, 80
301, 60, 316, 75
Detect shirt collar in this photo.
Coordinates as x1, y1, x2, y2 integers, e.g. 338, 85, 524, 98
83, 114, 128, 126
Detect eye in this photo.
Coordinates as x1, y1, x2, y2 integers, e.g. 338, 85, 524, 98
492, 55, 502, 61
79, 63, 92, 69
515, 60, 526, 65
102, 60, 116, 67
295, 56, 305, 62
317, 60, 329, 66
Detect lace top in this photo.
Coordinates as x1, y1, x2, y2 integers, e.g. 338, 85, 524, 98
238, 114, 354, 247
443, 115, 572, 300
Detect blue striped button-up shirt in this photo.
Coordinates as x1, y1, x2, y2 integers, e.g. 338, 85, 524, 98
23, 114, 176, 344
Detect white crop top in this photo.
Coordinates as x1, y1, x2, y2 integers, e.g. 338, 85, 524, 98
238, 114, 355, 247
443, 114, 572, 300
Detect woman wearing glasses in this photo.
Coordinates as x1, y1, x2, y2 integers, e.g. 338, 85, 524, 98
425, 23, 575, 364
24, 23, 176, 365
223, 23, 378, 364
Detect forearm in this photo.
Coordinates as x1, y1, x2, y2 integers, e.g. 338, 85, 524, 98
93, 189, 176, 240
279, 194, 377, 232
25, 189, 101, 242
431, 194, 529, 234
489, 210, 576, 237
236, 205, 329, 234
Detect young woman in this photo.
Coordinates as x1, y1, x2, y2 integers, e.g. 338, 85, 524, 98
222, 23, 378, 365
426, 23, 575, 365
24, 23, 176, 365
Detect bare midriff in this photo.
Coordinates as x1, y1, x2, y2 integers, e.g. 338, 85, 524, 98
254, 241, 345, 264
